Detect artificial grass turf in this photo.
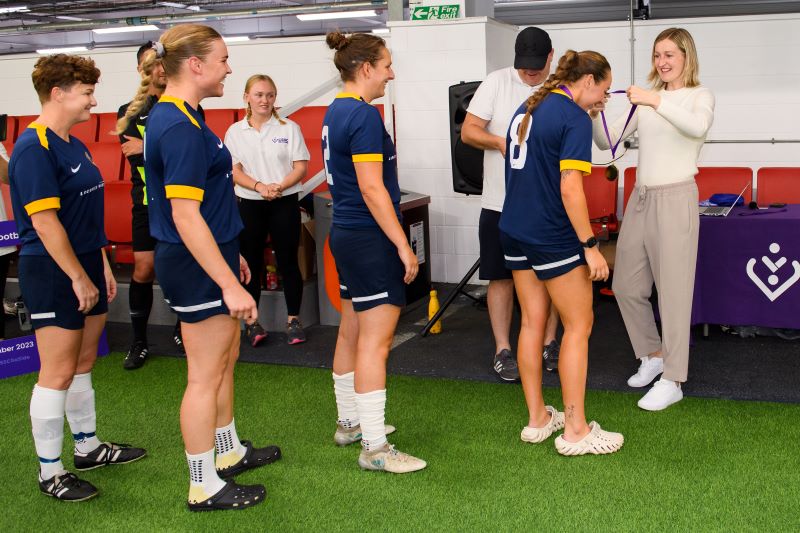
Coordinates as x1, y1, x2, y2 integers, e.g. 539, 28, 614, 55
1, 353, 798, 532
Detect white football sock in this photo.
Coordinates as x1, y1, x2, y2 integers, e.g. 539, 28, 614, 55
355, 389, 387, 451
30, 385, 66, 480
65, 372, 102, 454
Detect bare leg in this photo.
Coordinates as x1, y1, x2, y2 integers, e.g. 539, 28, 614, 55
544, 266, 594, 442
512, 270, 551, 428
487, 278, 514, 354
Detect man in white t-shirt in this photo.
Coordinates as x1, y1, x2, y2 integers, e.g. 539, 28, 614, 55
461, 26, 559, 381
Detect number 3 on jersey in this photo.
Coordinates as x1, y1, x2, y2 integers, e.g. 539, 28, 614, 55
508, 114, 530, 170
322, 125, 333, 185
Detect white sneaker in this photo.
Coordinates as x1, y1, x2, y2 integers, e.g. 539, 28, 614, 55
520, 406, 565, 444
638, 378, 683, 411
358, 443, 427, 474
627, 356, 664, 387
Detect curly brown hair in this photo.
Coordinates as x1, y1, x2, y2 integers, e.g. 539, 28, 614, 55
326, 31, 386, 82
32, 54, 101, 103
517, 50, 610, 144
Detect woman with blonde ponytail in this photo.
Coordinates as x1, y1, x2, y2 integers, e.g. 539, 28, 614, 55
224, 74, 310, 347
499, 50, 624, 456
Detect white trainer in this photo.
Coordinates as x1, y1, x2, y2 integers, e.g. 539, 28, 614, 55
334, 423, 396, 446
554, 421, 624, 456
358, 443, 427, 474
521, 406, 565, 444
627, 355, 664, 387
638, 378, 683, 411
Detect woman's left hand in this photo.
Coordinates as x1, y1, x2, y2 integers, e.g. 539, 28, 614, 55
627, 85, 660, 108
398, 244, 419, 284
104, 266, 117, 303
239, 254, 251, 284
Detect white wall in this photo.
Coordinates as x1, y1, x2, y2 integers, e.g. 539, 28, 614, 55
391, 14, 800, 283
1, 15, 798, 285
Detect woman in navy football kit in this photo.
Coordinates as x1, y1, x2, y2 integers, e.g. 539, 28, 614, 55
323, 31, 426, 473
10, 54, 145, 502
144, 25, 278, 511
500, 50, 624, 456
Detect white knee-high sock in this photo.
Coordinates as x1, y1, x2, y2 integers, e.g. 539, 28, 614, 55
186, 448, 227, 503
355, 389, 387, 451
333, 371, 359, 428
30, 385, 67, 480
214, 419, 246, 469
65, 372, 102, 454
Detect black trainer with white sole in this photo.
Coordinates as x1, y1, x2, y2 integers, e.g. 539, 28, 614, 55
39, 471, 98, 502
188, 480, 266, 512
217, 440, 281, 479
74, 442, 147, 471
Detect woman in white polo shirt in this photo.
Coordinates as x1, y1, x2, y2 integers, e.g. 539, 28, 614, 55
224, 74, 310, 346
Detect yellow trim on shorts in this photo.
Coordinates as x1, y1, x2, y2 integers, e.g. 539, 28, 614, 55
560, 159, 591, 175
352, 154, 383, 163
165, 184, 204, 201
25, 196, 61, 215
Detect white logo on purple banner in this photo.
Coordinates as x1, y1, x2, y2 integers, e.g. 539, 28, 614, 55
0, 330, 110, 380
746, 242, 800, 302
0, 220, 19, 246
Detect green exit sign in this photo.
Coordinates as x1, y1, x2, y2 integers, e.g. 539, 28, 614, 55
411, 4, 460, 20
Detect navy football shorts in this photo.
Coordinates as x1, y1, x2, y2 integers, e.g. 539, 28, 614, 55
18, 249, 108, 330
500, 232, 587, 281
155, 239, 239, 323
330, 224, 406, 312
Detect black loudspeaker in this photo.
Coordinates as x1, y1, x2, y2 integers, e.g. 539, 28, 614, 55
448, 82, 483, 195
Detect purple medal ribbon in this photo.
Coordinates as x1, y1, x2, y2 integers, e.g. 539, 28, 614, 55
601, 90, 637, 158
558, 86, 637, 158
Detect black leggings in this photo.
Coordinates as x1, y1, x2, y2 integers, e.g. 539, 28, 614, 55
238, 194, 302, 317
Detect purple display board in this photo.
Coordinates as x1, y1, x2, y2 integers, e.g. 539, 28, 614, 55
0, 220, 20, 247
0, 329, 110, 380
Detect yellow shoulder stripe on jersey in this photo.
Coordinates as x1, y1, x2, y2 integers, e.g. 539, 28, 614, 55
336, 92, 364, 101
25, 197, 60, 215
352, 154, 383, 163
551, 89, 570, 99
158, 96, 200, 129
28, 122, 49, 150
165, 184, 204, 202
560, 159, 592, 175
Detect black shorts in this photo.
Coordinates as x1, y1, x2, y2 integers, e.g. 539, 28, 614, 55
18, 250, 108, 330
155, 239, 239, 323
479, 208, 512, 281
329, 224, 406, 312
500, 232, 587, 281
132, 204, 156, 252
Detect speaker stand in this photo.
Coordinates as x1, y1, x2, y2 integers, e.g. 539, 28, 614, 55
420, 258, 480, 337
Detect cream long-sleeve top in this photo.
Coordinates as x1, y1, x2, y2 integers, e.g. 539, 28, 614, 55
593, 86, 715, 187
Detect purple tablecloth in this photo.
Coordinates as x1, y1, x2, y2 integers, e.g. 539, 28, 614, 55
693, 205, 800, 328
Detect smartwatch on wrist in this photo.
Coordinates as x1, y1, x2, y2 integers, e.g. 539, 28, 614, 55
582, 236, 598, 249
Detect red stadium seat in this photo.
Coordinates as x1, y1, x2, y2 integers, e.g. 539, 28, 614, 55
622, 167, 637, 213
203, 108, 237, 140
89, 142, 124, 182
623, 166, 753, 212
104, 180, 134, 264
583, 166, 619, 237
97, 112, 120, 143
695, 167, 752, 203
14, 115, 38, 141
71, 115, 98, 144
756, 167, 800, 204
